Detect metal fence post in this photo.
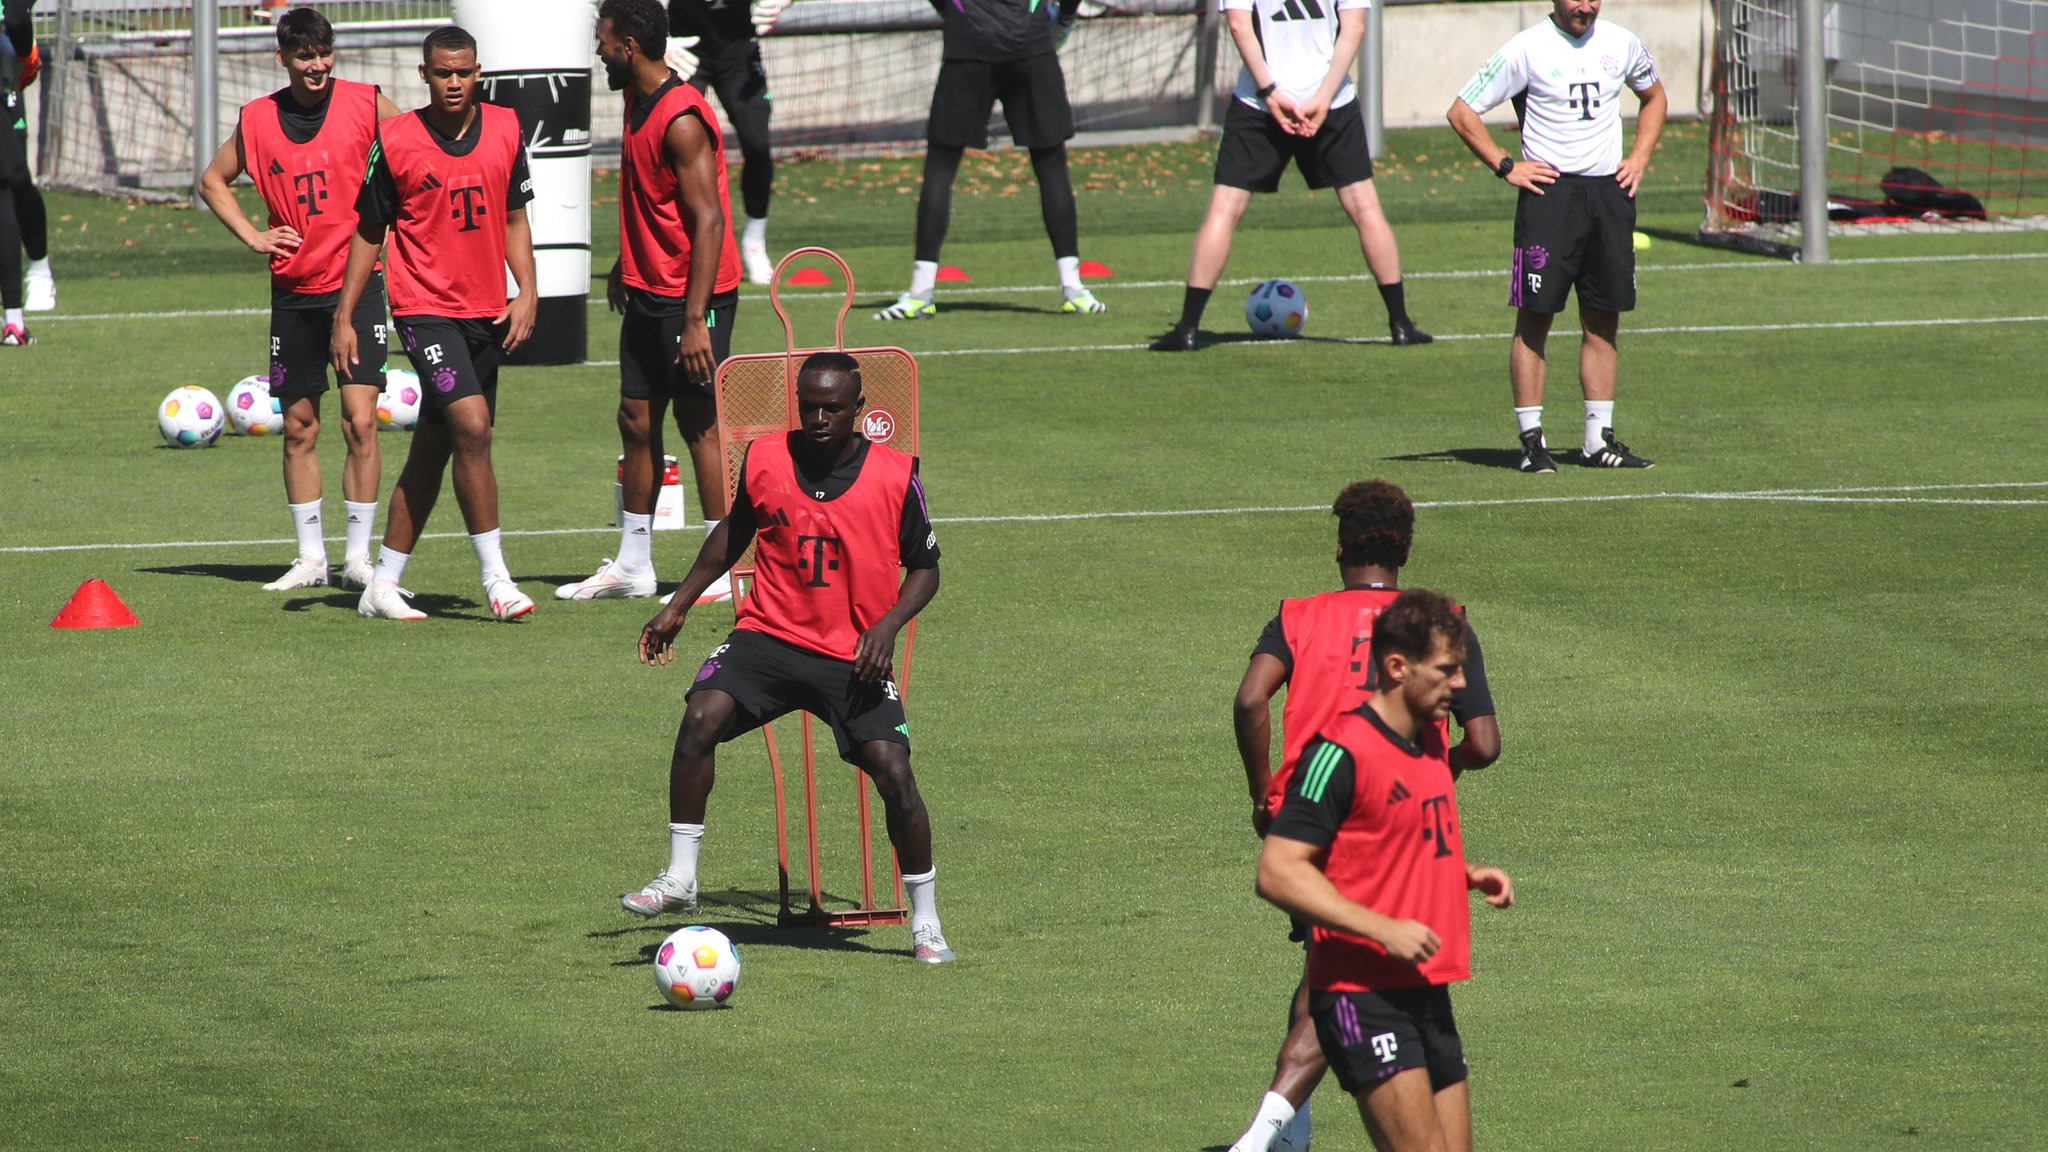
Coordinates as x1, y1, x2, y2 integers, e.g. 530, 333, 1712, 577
1194, 0, 1217, 132
1361, 0, 1383, 159
193, 0, 219, 200
1795, 0, 1828, 264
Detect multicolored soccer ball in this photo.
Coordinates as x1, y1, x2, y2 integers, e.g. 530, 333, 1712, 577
226, 375, 283, 437
1245, 279, 1308, 338
378, 368, 422, 431
653, 925, 740, 1010
157, 385, 225, 448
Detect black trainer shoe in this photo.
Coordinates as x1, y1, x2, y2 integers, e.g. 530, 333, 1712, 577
1518, 427, 1557, 474
1579, 428, 1655, 469
1390, 322, 1433, 346
1148, 325, 1198, 352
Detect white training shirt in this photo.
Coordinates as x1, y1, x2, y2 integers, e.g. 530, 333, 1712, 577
1225, 0, 1369, 113
1455, 16, 1658, 177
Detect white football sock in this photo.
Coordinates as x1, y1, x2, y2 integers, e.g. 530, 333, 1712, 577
1584, 399, 1616, 455
26, 256, 49, 278
901, 866, 940, 933
1228, 1092, 1296, 1152
743, 216, 767, 249
343, 501, 377, 562
618, 512, 654, 574
1056, 255, 1083, 294
373, 545, 410, 586
667, 821, 704, 885
470, 528, 508, 583
1514, 405, 1545, 439
909, 260, 938, 299
1277, 1100, 1310, 1150
5, 307, 24, 328
289, 499, 325, 561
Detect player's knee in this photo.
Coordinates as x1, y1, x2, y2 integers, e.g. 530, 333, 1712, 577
340, 410, 379, 451
282, 410, 318, 450
616, 401, 651, 446
862, 753, 922, 811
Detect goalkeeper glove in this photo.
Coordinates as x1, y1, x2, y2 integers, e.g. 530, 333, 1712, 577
1054, 11, 1079, 51
15, 41, 36, 90
751, 0, 789, 37
664, 36, 700, 79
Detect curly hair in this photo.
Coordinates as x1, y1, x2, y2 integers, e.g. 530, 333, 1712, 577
598, 0, 667, 58
1333, 479, 1413, 570
1369, 588, 1466, 671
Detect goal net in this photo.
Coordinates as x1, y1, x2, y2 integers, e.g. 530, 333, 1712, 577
1701, 0, 2048, 255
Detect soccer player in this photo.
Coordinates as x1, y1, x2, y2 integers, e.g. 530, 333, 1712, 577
626, 352, 956, 964
333, 26, 540, 622
873, 0, 1107, 320
0, 0, 38, 343
1448, 0, 1666, 473
198, 6, 403, 592
664, 0, 785, 285
1150, 0, 1428, 353
2, 1, 52, 315
1227, 480, 1498, 1152
558, 0, 744, 605
1256, 588, 1515, 1152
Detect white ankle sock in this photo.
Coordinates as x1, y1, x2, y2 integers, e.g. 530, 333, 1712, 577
27, 256, 49, 278
743, 216, 767, 249
1057, 255, 1083, 294
289, 499, 324, 561
4, 307, 22, 328
343, 501, 377, 562
373, 545, 410, 586
1514, 406, 1545, 439
1584, 399, 1615, 455
1229, 1091, 1296, 1152
909, 260, 938, 298
901, 866, 939, 932
667, 822, 704, 885
470, 528, 508, 583
618, 512, 654, 573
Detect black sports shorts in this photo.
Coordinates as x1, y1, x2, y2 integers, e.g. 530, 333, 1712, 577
1509, 173, 1637, 313
688, 628, 911, 765
1311, 985, 1469, 1096
927, 53, 1074, 150
270, 273, 388, 399
393, 314, 502, 426
618, 287, 738, 400
1215, 98, 1374, 193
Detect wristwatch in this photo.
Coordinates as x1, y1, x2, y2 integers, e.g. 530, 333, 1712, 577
1495, 155, 1516, 180
1256, 82, 1278, 100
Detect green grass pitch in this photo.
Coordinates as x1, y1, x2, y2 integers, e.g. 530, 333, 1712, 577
3, 119, 2046, 1150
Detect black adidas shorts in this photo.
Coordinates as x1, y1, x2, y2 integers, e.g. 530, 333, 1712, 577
1509, 174, 1637, 313
618, 287, 738, 400
927, 53, 1074, 150
393, 314, 502, 426
1215, 98, 1374, 192
1312, 985, 1469, 1096
270, 273, 388, 398
688, 629, 911, 765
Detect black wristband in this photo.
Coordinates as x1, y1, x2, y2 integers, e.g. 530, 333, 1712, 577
1256, 82, 1278, 100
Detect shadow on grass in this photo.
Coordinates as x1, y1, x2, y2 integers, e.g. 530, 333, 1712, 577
139, 562, 278, 585
593, 887, 910, 962
863, 297, 1051, 317
1380, 446, 1526, 471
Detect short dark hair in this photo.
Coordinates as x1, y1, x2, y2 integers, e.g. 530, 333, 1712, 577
275, 7, 334, 56
1334, 479, 1413, 569
422, 24, 478, 66
599, 0, 668, 58
798, 351, 863, 392
1369, 588, 1465, 673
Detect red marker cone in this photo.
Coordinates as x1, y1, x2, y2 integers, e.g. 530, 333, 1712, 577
936, 266, 972, 282
786, 268, 833, 286
1078, 261, 1113, 279
51, 579, 140, 629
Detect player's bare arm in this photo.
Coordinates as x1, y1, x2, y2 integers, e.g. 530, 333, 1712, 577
1616, 79, 1668, 197
1447, 98, 1558, 194
375, 90, 403, 121
501, 207, 539, 352
1233, 653, 1287, 837
639, 516, 758, 665
605, 258, 627, 313
667, 110, 726, 385
1299, 8, 1366, 135
853, 565, 940, 684
198, 129, 302, 256
1449, 714, 1500, 778
328, 229, 384, 375
1466, 864, 1514, 908
1226, 10, 1300, 136
1257, 834, 1442, 964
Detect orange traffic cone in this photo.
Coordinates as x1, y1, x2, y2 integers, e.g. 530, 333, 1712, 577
50, 579, 140, 629
1079, 260, 1113, 279
936, 265, 972, 282
786, 267, 833, 286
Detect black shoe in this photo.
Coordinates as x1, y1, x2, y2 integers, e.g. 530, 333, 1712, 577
1148, 325, 1198, 352
1518, 428, 1556, 474
1579, 428, 1655, 469
1390, 322, 1433, 346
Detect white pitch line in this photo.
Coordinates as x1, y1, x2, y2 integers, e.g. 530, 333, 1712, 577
6, 482, 2042, 556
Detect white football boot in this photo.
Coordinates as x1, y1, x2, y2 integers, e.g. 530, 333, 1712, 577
262, 555, 330, 591
485, 577, 536, 621
658, 570, 734, 607
357, 580, 426, 621
338, 554, 374, 592
621, 869, 698, 917
554, 558, 658, 600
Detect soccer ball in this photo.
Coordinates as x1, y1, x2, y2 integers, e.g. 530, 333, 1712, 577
653, 925, 740, 1010
378, 368, 422, 431
1245, 279, 1308, 338
226, 375, 283, 437
157, 385, 225, 448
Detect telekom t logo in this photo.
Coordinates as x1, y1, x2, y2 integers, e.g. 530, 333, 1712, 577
292, 170, 329, 215
1568, 81, 1601, 120
1371, 1033, 1399, 1063
797, 534, 843, 588
449, 184, 489, 232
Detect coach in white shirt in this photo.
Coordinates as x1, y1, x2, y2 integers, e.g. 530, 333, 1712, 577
1449, 0, 1666, 472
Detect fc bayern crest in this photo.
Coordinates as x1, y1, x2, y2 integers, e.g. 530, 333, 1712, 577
1601, 55, 1622, 77
862, 408, 897, 443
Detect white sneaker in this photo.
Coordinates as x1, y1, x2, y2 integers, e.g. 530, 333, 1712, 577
485, 577, 536, 621
262, 555, 330, 591
554, 558, 657, 601
358, 580, 426, 621
743, 242, 772, 286
24, 271, 55, 313
338, 555, 373, 591
621, 869, 698, 917
912, 923, 956, 964
657, 570, 734, 607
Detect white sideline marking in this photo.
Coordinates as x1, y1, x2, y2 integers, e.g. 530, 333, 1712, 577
6, 482, 2042, 556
